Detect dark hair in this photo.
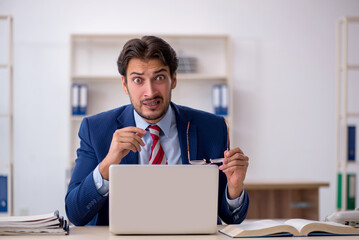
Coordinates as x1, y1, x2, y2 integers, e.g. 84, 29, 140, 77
117, 36, 178, 80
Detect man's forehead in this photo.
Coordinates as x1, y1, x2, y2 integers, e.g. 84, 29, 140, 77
127, 58, 169, 74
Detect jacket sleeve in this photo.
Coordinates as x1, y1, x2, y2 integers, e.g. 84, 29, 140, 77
65, 118, 108, 226
219, 188, 249, 224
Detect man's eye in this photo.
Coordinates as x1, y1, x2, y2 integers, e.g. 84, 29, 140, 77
156, 75, 165, 81
133, 77, 142, 84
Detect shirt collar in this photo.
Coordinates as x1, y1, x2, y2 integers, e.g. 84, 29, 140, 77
133, 105, 174, 137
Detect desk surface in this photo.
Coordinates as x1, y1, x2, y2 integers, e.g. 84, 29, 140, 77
5, 225, 359, 240
244, 180, 330, 189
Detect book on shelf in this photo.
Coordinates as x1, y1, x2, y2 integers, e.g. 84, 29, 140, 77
212, 84, 228, 116
219, 219, 359, 238
71, 83, 88, 115
177, 56, 197, 73
0, 210, 69, 235
338, 172, 356, 210
348, 125, 356, 161
0, 175, 7, 213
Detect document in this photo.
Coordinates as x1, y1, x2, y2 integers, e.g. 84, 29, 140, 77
0, 210, 69, 235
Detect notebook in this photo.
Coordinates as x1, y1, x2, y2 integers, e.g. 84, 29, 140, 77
109, 165, 219, 235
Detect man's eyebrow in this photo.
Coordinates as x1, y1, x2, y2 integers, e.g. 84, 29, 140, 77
129, 68, 168, 76
129, 71, 144, 76
154, 68, 168, 74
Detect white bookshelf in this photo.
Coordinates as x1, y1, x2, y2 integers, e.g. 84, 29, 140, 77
336, 17, 359, 210
0, 15, 13, 216
69, 34, 233, 171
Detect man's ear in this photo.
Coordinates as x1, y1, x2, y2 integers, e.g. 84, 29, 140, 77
171, 72, 177, 89
122, 76, 129, 95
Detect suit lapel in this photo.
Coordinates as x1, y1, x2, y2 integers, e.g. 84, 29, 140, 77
116, 105, 138, 164
172, 103, 197, 164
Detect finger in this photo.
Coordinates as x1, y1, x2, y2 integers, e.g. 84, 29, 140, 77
115, 130, 146, 147
225, 147, 244, 158
220, 158, 249, 171
222, 165, 248, 176
118, 135, 144, 152
223, 153, 248, 166
119, 127, 147, 138
119, 142, 140, 153
220, 162, 248, 172
119, 132, 146, 147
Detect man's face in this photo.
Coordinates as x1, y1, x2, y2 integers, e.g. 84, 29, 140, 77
122, 58, 177, 124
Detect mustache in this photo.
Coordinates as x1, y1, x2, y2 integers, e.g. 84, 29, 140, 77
141, 96, 163, 104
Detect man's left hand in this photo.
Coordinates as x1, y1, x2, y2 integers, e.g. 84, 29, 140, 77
219, 147, 249, 199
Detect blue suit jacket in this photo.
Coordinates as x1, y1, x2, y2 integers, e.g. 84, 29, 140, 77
65, 103, 249, 226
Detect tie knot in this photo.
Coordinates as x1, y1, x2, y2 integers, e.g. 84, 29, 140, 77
148, 125, 161, 140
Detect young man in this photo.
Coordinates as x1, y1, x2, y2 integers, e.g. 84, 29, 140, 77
65, 36, 249, 226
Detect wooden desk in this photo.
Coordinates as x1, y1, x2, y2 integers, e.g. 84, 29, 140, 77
245, 180, 329, 220
4, 225, 359, 239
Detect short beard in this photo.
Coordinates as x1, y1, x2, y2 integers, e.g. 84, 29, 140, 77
130, 93, 172, 123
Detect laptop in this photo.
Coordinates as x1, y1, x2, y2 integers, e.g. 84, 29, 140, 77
109, 165, 219, 235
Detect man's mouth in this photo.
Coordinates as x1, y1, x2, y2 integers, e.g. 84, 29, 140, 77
145, 100, 160, 106
142, 97, 162, 108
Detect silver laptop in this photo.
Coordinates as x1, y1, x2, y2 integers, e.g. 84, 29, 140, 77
109, 165, 219, 235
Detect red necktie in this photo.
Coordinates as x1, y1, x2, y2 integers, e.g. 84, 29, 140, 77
148, 125, 167, 165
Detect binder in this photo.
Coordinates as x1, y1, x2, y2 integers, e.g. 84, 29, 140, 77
220, 84, 228, 116
337, 173, 356, 210
71, 84, 79, 115
212, 84, 228, 116
0, 175, 7, 213
71, 84, 88, 115
348, 125, 356, 161
212, 85, 221, 115
79, 84, 88, 115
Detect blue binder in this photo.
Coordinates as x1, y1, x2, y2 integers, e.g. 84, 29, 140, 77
348, 126, 356, 161
71, 84, 79, 115
212, 84, 221, 115
79, 84, 88, 115
72, 84, 88, 115
212, 84, 228, 116
0, 175, 7, 213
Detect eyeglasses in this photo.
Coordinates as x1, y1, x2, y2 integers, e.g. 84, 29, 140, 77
186, 118, 229, 165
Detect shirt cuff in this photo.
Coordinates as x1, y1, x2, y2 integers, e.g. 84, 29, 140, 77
225, 185, 244, 213
93, 165, 109, 197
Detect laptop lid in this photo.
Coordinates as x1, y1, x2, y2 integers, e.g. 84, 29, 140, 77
109, 165, 218, 235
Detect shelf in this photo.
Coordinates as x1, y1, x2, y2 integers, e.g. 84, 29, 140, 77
0, 64, 10, 68
338, 161, 359, 167
0, 162, 11, 169
339, 16, 359, 22
0, 15, 13, 216
338, 113, 359, 118
72, 75, 120, 83
336, 16, 359, 211
71, 115, 86, 121
71, 73, 227, 83
340, 65, 359, 71
71, 33, 229, 40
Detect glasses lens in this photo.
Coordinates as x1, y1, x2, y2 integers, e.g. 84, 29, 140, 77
210, 158, 224, 164
189, 160, 207, 165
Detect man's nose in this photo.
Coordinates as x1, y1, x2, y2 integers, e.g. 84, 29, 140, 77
144, 80, 157, 97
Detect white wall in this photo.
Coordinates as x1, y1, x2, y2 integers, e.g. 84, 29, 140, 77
0, 0, 359, 220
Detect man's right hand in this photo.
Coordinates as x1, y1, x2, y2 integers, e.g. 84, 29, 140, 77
99, 127, 147, 180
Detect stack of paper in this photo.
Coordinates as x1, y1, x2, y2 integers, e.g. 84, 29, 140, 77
0, 210, 69, 235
